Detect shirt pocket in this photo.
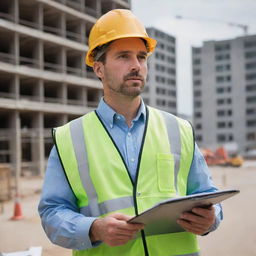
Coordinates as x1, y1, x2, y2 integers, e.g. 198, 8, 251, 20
157, 153, 176, 193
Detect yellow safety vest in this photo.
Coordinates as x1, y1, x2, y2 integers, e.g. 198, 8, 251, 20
54, 106, 200, 256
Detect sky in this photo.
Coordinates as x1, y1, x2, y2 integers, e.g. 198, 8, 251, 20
131, 0, 256, 116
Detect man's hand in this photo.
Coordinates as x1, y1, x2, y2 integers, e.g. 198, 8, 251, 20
90, 212, 144, 247
177, 206, 215, 235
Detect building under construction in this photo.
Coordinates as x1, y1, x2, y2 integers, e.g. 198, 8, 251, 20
0, 0, 131, 177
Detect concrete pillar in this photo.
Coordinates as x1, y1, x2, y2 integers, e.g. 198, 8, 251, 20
11, 111, 21, 195
96, 0, 102, 17
80, 21, 86, 44
61, 114, 68, 124
80, 0, 85, 13
14, 75, 20, 100
61, 47, 67, 73
13, 0, 19, 24
14, 33, 19, 66
38, 40, 44, 70
37, 2, 43, 31
61, 83, 68, 105
38, 79, 44, 102
61, 12, 66, 38
32, 113, 45, 176
82, 87, 88, 106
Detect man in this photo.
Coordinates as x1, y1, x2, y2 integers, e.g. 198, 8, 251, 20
39, 9, 222, 256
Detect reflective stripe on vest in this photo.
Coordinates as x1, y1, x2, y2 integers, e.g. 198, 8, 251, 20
69, 109, 183, 216
160, 110, 181, 194
70, 117, 134, 216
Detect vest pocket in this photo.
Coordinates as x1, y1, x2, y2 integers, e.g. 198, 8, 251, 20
157, 153, 175, 192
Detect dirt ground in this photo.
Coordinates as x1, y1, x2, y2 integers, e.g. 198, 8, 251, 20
0, 161, 256, 256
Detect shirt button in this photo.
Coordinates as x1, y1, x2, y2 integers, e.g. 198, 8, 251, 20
117, 115, 121, 120
128, 132, 131, 137
131, 158, 135, 162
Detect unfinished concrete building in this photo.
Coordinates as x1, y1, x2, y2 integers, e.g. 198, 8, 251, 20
0, 0, 131, 177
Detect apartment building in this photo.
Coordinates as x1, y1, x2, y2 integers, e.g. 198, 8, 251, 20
0, 0, 130, 176
143, 27, 177, 115
192, 34, 256, 154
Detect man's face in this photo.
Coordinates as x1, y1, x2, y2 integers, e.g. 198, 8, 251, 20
96, 38, 148, 98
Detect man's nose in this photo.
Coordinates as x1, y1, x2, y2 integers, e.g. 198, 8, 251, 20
130, 56, 141, 71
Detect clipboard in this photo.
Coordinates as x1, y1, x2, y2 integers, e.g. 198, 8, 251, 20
128, 189, 239, 236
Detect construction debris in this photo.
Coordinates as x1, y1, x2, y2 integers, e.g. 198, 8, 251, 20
201, 146, 244, 167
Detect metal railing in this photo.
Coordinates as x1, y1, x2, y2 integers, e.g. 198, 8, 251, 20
84, 6, 97, 17
51, 0, 97, 17
0, 52, 15, 64
0, 92, 16, 99
19, 18, 39, 29
65, 0, 82, 11
43, 24, 62, 36
0, 12, 14, 22
66, 66, 83, 76
66, 30, 82, 42
44, 61, 63, 72
44, 96, 63, 104
0, 129, 12, 139
0, 11, 85, 45
19, 56, 39, 68
67, 99, 84, 106
19, 95, 40, 102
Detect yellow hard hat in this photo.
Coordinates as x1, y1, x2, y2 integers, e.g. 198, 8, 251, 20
85, 9, 157, 67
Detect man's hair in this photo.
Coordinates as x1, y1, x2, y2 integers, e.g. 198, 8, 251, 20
92, 42, 112, 64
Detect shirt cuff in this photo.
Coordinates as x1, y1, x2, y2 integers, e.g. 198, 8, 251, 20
202, 203, 223, 236
74, 217, 100, 250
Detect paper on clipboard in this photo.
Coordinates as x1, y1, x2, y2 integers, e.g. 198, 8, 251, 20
128, 189, 239, 236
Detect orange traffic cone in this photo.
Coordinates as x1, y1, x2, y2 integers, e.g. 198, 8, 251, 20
10, 195, 24, 220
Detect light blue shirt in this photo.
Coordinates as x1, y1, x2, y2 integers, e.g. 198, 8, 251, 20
38, 98, 222, 250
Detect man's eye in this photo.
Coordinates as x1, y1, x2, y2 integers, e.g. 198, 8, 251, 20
138, 55, 147, 60
119, 54, 129, 59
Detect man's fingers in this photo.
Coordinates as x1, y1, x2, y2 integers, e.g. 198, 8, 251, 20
111, 212, 132, 221
90, 212, 144, 246
177, 206, 216, 235
177, 219, 207, 235
180, 212, 206, 224
111, 212, 144, 231
180, 206, 215, 224
116, 220, 144, 231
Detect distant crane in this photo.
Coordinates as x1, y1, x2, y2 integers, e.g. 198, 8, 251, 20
175, 15, 248, 36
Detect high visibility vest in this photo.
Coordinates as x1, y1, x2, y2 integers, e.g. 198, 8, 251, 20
54, 106, 200, 256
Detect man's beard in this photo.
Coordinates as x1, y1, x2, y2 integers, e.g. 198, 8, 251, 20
108, 70, 146, 97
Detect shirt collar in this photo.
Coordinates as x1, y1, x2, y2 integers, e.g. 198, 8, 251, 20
96, 97, 146, 128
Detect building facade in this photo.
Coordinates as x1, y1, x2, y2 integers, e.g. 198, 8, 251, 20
143, 27, 177, 115
192, 35, 256, 154
0, 0, 130, 176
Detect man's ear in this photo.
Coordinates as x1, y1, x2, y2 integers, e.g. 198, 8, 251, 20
93, 62, 104, 80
